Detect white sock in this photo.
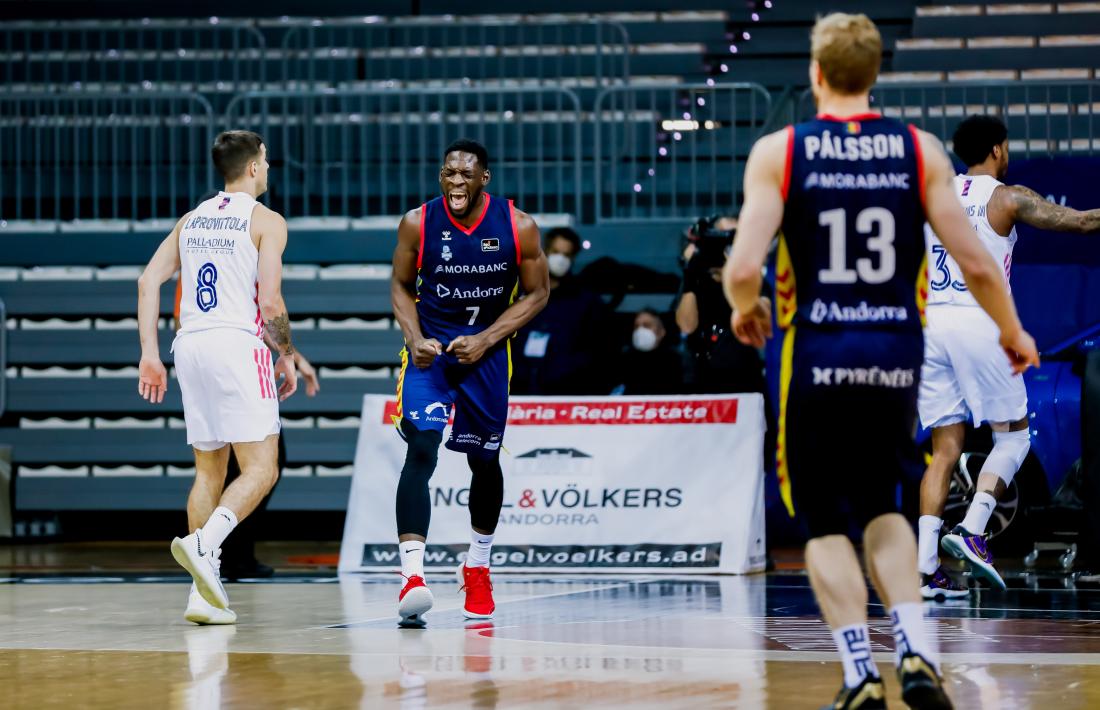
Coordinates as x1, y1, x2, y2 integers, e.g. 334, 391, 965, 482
198, 506, 238, 552
962, 491, 997, 535
400, 540, 426, 578
466, 529, 495, 568
832, 623, 879, 688
891, 602, 938, 670
917, 515, 943, 576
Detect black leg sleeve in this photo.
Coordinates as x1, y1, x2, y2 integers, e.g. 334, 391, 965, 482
395, 419, 443, 537
467, 452, 504, 534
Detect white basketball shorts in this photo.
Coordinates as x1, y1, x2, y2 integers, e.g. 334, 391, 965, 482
172, 328, 281, 450
918, 305, 1028, 429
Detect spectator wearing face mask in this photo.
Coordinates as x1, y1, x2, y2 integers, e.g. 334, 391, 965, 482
610, 309, 684, 395
511, 227, 612, 395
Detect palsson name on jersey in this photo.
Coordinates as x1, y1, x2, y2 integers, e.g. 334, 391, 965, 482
415, 193, 521, 344
778, 115, 927, 332
924, 174, 1016, 310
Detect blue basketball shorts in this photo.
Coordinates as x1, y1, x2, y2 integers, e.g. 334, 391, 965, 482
778, 326, 924, 538
395, 343, 511, 456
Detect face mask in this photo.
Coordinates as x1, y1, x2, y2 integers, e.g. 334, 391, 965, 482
632, 326, 659, 352
547, 253, 572, 278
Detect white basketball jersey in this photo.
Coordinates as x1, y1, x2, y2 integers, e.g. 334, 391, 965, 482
925, 174, 1016, 309
177, 191, 263, 338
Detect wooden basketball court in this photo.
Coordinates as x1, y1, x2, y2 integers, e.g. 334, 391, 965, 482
2, 543, 1098, 708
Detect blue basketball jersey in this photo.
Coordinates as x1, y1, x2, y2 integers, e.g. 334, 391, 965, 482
415, 193, 521, 345
777, 114, 927, 333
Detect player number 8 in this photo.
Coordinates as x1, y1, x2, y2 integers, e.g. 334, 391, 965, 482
196, 262, 219, 312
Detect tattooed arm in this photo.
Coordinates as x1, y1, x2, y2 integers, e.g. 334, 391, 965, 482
255, 205, 297, 399
255, 205, 294, 355
1000, 184, 1100, 234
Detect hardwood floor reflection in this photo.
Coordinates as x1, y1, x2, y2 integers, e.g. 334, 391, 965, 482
2, 572, 1099, 708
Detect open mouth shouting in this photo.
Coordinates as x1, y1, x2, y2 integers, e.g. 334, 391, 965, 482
448, 190, 469, 214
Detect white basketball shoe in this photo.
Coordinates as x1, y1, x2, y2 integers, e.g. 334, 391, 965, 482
171, 531, 229, 609
185, 584, 237, 625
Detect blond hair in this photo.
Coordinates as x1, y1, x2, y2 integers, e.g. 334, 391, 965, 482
811, 13, 882, 95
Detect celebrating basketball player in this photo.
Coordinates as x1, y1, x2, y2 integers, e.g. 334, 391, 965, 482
136, 130, 297, 624
390, 139, 549, 625
917, 115, 1100, 598
724, 14, 1038, 710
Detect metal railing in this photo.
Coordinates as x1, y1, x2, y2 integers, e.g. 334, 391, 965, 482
0, 19, 266, 94
593, 82, 771, 222
225, 87, 584, 219
280, 17, 630, 94
0, 93, 215, 221
798, 81, 1100, 157
5, 81, 1098, 224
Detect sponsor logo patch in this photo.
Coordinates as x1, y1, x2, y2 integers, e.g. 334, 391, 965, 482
425, 402, 450, 423
811, 366, 916, 389
809, 299, 909, 324
481, 238, 500, 252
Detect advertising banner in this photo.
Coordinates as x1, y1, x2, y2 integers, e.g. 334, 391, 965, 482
339, 394, 767, 574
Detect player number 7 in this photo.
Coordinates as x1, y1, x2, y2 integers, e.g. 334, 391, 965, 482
466, 306, 480, 326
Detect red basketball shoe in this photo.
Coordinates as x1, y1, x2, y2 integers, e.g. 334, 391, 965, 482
398, 574, 433, 626
457, 564, 495, 619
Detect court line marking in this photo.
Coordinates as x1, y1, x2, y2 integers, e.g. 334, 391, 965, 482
871, 602, 1100, 615
5, 642, 1100, 667
480, 631, 1100, 666
322, 578, 658, 628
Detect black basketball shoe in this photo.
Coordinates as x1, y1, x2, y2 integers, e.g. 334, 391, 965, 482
898, 652, 953, 709
820, 675, 886, 709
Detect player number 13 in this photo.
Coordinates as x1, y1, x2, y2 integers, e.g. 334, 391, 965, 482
818, 207, 896, 285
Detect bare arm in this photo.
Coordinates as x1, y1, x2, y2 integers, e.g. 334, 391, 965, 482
722, 129, 786, 347
723, 130, 786, 314
999, 184, 1100, 233
675, 291, 699, 335
392, 208, 427, 346
477, 210, 549, 346
255, 206, 294, 357
136, 214, 185, 403
137, 217, 185, 358
447, 210, 549, 365
920, 131, 1039, 372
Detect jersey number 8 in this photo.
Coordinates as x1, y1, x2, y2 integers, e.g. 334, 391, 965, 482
196, 262, 219, 312
818, 207, 896, 285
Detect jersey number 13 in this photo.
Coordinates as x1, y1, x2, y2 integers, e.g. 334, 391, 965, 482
818, 207, 896, 285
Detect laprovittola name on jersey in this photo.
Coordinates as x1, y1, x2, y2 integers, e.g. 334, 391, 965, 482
778, 115, 927, 333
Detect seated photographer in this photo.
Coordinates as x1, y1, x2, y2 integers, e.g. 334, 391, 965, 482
511, 227, 613, 395
675, 216, 766, 395
610, 308, 684, 395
